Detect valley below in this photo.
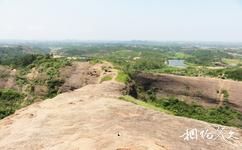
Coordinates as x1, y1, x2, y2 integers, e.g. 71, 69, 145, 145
1, 43, 242, 149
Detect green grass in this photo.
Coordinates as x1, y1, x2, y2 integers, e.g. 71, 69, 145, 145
119, 95, 173, 114
154, 97, 242, 128
89, 59, 102, 65
222, 58, 242, 66
0, 89, 25, 119
149, 65, 242, 81
115, 71, 130, 83
120, 95, 242, 128
174, 52, 191, 59
101, 75, 112, 83
223, 68, 242, 81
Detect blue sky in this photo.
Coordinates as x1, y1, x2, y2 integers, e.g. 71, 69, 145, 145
0, 0, 241, 41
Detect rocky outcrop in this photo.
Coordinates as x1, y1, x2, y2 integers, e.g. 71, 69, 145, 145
0, 81, 241, 150
59, 62, 116, 93
133, 73, 242, 111
0, 66, 17, 90
59, 62, 102, 92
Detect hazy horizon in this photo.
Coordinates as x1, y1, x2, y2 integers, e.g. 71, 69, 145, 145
0, 0, 242, 42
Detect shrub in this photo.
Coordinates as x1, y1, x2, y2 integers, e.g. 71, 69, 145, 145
115, 71, 130, 83
224, 68, 242, 81
154, 97, 242, 128
222, 90, 229, 102
0, 89, 24, 119
101, 76, 112, 83
46, 79, 64, 98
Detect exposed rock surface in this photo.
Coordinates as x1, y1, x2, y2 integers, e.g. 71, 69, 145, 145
134, 73, 242, 111
0, 66, 17, 89
59, 61, 116, 93
0, 81, 241, 150
59, 62, 101, 92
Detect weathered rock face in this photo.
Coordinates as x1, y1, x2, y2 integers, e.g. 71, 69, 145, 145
0, 66, 17, 90
59, 62, 115, 93
0, 81, 241, 150
133, 73, 242, 111
59, 62, 101, 93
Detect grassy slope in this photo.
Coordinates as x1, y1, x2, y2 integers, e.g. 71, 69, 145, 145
120, 95, 242, 128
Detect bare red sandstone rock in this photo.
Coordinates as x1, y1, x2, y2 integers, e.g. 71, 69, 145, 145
0, 81, 241, 150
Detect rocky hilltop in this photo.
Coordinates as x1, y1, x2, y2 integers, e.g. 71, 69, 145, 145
0, 80, 241, 150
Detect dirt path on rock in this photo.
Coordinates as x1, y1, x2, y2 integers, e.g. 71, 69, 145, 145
96, 61, 118, 83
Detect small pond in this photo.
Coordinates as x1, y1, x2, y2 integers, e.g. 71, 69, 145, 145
167, 59, 186, 68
